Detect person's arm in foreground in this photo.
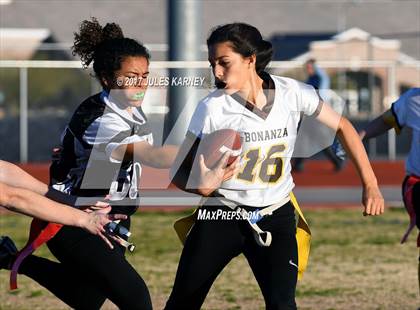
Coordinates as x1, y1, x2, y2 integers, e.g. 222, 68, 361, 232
0, 182, 126, 249
0, 160, 48, 195
316, 103, 385, 215
0, 160, 107, 208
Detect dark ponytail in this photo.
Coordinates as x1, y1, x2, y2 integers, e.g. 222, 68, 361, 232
207, 23, 273, 73
72, 17, 150, 88
254, 39, 273, 73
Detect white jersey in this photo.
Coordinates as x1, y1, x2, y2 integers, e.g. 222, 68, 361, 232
391, 88, 420, 176
187, 73, 322, 207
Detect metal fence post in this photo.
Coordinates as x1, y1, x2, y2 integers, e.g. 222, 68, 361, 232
387, 64, 397, 161
19, 67, 28, 163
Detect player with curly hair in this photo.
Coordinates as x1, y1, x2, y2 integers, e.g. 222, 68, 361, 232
2, 18, 178, 310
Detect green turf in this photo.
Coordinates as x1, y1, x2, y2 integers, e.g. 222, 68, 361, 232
0, 207, 418, 309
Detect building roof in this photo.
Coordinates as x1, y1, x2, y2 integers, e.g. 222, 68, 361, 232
0, 28, 51, 59
0, 0, 418, 60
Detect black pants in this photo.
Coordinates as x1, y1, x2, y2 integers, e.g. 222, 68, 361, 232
19, 218, 152, 310
165, 202, 298, 310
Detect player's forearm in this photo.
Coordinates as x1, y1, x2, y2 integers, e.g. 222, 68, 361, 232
114, 142, 178, 169
0, 160, 48, 195
4, 184, 86, 227
360, 115, 393, 140
150, 145, 179, 168
337, 117, 378, 187
133, 145, 179, 169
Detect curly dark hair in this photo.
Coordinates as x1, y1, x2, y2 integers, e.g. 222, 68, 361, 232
72, 17, 150, 89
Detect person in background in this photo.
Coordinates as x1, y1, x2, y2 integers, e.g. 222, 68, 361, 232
360, 88, 420, 295
293, 58, 345, 172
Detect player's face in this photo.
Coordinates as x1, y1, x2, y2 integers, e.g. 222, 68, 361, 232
107, 56, 150, 108
305, 63, 314, 75
208, 42, 253, 93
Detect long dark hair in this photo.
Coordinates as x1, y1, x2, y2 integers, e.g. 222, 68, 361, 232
72, 17, 150, 89
207, 23, 273, 73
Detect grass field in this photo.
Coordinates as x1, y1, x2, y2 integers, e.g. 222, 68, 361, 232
0, 207, 418, 310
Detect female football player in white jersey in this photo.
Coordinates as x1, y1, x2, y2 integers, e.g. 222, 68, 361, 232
167, 23, 385, 310
360, 88, 420, 294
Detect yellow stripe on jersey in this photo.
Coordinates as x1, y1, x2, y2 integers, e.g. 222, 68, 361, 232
383, 109, 402, 134
173, 193, 312, 280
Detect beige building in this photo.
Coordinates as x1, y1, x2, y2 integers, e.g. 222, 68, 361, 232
291, 28, 420, 116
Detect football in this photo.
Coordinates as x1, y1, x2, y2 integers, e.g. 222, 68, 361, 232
197, 129, 242, 169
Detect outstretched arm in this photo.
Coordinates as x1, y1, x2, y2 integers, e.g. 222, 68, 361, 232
0, 160, 87, 207
0, 160, 48, 195
359, 109, 395, 140
111, 141, 179, 169
0, 182, 126, 249
316, 103, 385, 215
